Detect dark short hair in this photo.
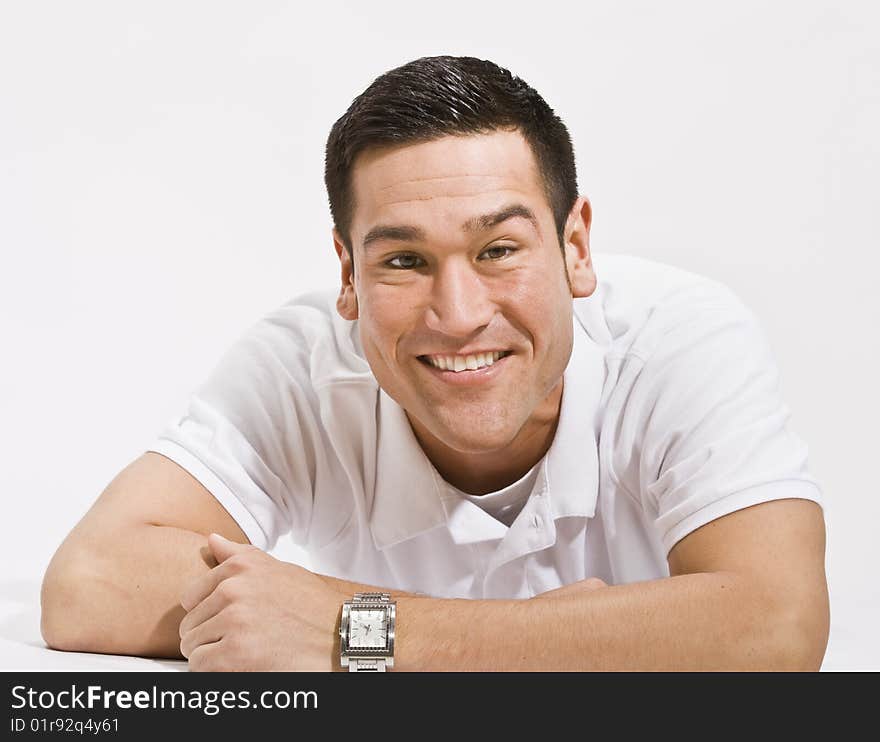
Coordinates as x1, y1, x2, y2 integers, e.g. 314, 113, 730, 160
324, 55, 579, 269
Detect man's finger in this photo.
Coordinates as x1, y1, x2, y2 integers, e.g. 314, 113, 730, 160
179, 578, 233, 638
179, 534, 253, 611
179, 561, 234, 612
180, 609, 227, 659
187, 638, 226, 671
207, 532, 254, 563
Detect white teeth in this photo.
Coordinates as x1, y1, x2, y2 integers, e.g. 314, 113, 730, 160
424, 351, 508, 372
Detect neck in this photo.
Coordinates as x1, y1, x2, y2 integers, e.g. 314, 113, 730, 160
407, 379, 563, 496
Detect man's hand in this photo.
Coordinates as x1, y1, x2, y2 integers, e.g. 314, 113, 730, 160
178, 534, 347, 671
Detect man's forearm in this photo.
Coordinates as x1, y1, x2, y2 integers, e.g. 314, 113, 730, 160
42, 528, 426, 662
334, 572, 818, 671
41, 524, 215, 659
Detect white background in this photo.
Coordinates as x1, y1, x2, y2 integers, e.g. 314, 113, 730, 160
1, 1, 877, 669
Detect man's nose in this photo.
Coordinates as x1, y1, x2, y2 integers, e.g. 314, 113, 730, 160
423, 260, 495, 337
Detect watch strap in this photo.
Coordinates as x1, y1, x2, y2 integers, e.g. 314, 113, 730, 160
347, 658, 387, 672
352, 592, 392, 602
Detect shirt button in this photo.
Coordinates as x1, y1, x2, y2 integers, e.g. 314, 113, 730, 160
531, 514, 542, 529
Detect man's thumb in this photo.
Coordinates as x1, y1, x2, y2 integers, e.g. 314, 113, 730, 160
207, 532, 250, 562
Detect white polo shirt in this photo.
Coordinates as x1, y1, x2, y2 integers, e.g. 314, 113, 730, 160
147, 253, 824, 599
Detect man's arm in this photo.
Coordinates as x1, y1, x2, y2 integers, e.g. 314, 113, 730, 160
41, 452, 424, 659
42, 519, 219, 659
179, 496, 827, 671
329, 498, 828, 671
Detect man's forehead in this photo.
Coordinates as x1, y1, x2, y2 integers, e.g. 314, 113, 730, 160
350, 130, 545, 229
354, 128, 536, 176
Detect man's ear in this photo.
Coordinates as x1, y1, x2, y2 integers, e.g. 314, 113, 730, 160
333, 228, 358, 320
563, 196, 597, 299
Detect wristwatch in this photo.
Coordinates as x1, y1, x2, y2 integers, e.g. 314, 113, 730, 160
339, 592, 396, 672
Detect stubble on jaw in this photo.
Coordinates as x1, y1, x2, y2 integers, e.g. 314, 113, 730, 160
403, 374, 564, 494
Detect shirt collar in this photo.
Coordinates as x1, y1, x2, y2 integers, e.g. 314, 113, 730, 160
543, 306, 606, 521
370, 387, 448, 550
369, 308, 607, 551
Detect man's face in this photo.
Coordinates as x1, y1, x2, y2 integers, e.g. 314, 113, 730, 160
334, 128, 595, 455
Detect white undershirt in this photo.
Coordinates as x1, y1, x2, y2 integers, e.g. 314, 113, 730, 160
444, 463, 542, 528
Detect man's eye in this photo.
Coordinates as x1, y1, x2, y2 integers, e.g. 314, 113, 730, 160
481, 245, 517, 260
386, 254, 423, 270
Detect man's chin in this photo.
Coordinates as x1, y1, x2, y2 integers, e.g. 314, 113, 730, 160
426, 419, 520, 455
404, 398, 523, 450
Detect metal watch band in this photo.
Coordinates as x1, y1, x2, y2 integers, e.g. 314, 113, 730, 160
348, 658, 387, 672
352, 592, 392, 602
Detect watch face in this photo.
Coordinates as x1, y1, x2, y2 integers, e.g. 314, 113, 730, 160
348, 608, 388, 649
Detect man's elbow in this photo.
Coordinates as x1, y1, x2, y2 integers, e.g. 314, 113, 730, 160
40, 564, 86, 651
768, 595, 830, 671
40, 559, 108, 652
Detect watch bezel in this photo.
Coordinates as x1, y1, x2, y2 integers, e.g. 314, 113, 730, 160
339, 599, 396, 665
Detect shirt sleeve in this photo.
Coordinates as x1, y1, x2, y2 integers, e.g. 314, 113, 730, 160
616, 281, 824, 557
146, 309, 322, 552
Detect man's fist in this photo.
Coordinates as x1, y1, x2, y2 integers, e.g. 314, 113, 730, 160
178, 533, 347, 671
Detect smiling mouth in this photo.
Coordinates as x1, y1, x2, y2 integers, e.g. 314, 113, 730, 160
417, 350, 513, 373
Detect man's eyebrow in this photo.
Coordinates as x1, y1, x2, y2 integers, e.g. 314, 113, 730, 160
361, 203, 539, 250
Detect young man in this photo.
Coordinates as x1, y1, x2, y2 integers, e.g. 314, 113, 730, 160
41, 56, 829, 671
